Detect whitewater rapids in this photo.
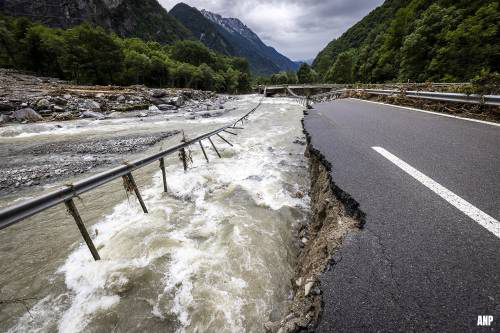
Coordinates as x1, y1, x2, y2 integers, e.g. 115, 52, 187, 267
0, 95, 309, 332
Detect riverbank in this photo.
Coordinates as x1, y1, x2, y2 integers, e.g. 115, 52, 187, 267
0, 69, 235, 125
1, 96, 310, 333
265, 112, 365, 333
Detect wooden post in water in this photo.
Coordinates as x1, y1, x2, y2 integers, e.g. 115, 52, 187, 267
65, 199, 101, 261
199, 141, 209, 163
159, 158, 168, 193
180, 148, 188, 171
123, 173, 148, 213
208, 137, 221, 158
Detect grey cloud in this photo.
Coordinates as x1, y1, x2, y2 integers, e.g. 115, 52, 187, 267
160, 0, 384, 60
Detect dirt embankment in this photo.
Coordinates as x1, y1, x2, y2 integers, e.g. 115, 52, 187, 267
265, 114, 365, 333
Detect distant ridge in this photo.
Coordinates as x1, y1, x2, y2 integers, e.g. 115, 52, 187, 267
170, 2, 298, 76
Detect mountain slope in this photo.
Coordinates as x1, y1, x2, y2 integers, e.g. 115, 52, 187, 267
0, 0, 192, 44
169, 3, 234, 56
170, 3, 298, 76
313, 0, 500, 83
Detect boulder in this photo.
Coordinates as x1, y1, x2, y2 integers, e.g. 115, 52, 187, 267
52, 97, 68, 105
150, 97, 164, 106
304, 281, 314, 297
79, 99, 101, 111
82, 111, 105, 119
12, 108, 43, 122
148, 105, 160, 112
54, 111, 74, 120
117, 95, 126, 102
53, 105, 65, 112
63, 94, 72, 100
36, 98, 51, 110
158, 104, 177, 111
151, 89, 168, 98
168, 96, 184, 107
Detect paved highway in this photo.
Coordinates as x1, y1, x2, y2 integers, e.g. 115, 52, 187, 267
303, 99, 500, 332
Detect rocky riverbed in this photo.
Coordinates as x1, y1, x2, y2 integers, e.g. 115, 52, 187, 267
0, 131, 179, 194
0, 69, 242, 197
0, 69, 235, 125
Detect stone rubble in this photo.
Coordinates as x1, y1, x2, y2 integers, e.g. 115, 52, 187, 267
0, 69, 236, 125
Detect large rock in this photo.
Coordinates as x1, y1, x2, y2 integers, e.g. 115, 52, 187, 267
36, 98, 51, 110
12, 108, 43, 122
157, 104, 177, 111
52, 97, 68, 106
79, 99, 101, 111
82, 111, 105, 119
168, 96, 184, 107
54, 111, 75, 121
151, 89, 168, 98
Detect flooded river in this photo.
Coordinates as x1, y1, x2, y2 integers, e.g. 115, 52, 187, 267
0, 95, 309, 332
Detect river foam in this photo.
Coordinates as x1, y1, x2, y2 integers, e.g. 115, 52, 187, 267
7, 96, 309, 333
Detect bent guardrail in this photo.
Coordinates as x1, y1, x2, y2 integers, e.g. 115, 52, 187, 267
0, 99, 263, 260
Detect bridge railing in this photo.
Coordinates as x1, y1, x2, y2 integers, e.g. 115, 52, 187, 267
0, 99, 263, 260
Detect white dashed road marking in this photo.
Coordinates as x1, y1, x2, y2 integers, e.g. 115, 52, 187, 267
373, 146, 500, 239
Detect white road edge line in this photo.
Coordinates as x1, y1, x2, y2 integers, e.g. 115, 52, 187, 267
352, 98, 500, 127
372, 147, 500, 239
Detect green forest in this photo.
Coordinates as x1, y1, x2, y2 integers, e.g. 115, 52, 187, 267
313, 0, 500, 84
0, 15, 251, 93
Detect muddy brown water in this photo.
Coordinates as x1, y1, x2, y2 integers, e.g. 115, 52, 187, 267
0, 95, 309, 332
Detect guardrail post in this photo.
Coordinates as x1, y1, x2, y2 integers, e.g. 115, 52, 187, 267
208, 137, 222, 158
216, 133, 233, 147
159, 158, 168, 193
65, 199, 101, 261
199, 141, 209, 163
223, 130, 238, 136
123, 173, 148, 213
180, 148, 188, 171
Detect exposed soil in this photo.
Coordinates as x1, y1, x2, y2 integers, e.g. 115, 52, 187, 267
265, 113, 364, 333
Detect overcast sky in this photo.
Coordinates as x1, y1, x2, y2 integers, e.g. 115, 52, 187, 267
159, 0, 384, 61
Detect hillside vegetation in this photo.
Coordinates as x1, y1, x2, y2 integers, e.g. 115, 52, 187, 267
1, 0, 192, 44
0, 16, 251, 93
313, 0, 500, 83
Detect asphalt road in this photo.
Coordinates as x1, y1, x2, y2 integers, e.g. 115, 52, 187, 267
303, 99, 500, 332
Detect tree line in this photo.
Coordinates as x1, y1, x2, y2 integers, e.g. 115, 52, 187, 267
254, 63, 318, 85
0, 15, 252, 93
314, 1, 500, 85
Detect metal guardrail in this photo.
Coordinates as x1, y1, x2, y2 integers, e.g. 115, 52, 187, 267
359, 89, 500, 106
280, 87, 500, 107
0, 99, 263, 260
